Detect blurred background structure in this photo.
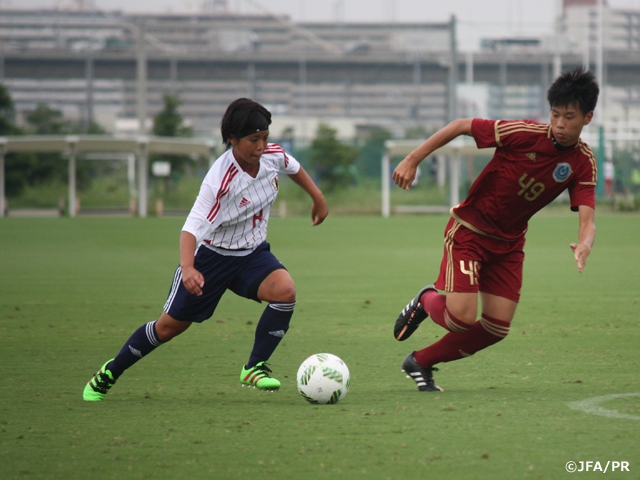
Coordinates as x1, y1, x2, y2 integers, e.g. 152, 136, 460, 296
0, 0, 638, 141
0, 0, 639, 215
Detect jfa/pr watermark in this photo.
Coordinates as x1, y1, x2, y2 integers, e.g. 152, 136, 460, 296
566, 461, 630, 473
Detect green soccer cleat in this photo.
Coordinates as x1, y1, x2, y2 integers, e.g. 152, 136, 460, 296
240, 362, 281, 391
83, 359, 116, 401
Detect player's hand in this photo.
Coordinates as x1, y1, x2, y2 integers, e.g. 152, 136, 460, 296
181, 265, 205, 296
393, 157, 419, 190
570, 242, 590, 273
311, 198, 328, 226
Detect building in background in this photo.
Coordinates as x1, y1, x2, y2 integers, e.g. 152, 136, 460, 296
0, 5, 637, 144
476, 0, 640, 135
563, 0, 640, 134
563, 0, 640, 53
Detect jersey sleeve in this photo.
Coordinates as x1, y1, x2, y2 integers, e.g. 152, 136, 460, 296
471, 118, 550, 150
283, 153, 301, 175
181, 161, 238, 245
568, 182, 596, 211
470, 118, 500, 149
265, 143, 300, 175
568, 144, 598, 211
181, 180, 218, 245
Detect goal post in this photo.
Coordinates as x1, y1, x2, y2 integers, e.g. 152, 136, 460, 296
381, 138, 495, 217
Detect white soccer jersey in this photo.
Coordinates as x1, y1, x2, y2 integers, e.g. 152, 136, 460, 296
182, 143, 300, 254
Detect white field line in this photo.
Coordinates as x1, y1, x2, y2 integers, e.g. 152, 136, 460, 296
567, 393, 640, 421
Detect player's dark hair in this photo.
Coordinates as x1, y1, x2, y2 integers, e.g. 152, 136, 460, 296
547, 67, 599, 116
220, 98, 272, 148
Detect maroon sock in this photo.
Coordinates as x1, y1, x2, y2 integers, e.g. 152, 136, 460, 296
421, 291, 470, 333
414, 314, 511, 367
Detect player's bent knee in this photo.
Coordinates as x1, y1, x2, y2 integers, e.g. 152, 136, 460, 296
258, 269, 296, 303
446, 307, 476, 326
273, 283, 296, 303
156, 313, 191, 341
445, 295, 478, 325
459, 314, 477, 326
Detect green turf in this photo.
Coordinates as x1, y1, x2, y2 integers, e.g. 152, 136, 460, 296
0, 213, 639, 479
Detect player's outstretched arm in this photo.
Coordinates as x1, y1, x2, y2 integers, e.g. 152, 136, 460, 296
393, 118, 473, 190
570, 205, 596, 273
288, 167, 328, 226
179, 230, 205, 296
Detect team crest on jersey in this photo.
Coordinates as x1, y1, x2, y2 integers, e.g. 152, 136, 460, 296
553, 162, 572, 182
271, 176, 279, 191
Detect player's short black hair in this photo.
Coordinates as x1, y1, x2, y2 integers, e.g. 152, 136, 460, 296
220, 98, 272, 148
547, 67, 599, 116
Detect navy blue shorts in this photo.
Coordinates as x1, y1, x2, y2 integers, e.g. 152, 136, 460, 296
163, 242, 286, 323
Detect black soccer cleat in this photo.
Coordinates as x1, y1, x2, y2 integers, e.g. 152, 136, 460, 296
401, 352, 443, 392
394, 285, 437, 341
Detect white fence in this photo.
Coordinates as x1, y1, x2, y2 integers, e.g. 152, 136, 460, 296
382, 128, 640, 217
381, 138, 494, 217
0, 135, 216, 218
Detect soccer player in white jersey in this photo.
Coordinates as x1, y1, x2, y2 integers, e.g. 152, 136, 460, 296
83, 98, 328, 400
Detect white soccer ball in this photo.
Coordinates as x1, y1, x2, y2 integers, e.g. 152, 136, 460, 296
296, 353, 350, 404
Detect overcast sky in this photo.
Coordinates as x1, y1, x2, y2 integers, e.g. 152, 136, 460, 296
8, 0, 640, 50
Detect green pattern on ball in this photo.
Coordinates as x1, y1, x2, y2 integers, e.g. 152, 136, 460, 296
321, 366, 343, 383
299, 390, 319, 404
299, 365, 316, 385
315, 353, 330, 363
328, 389, 343, 404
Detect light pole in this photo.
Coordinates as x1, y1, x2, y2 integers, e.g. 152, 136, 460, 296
136, 21, 147, 135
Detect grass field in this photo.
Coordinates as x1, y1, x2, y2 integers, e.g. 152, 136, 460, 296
1, 212, 639, 479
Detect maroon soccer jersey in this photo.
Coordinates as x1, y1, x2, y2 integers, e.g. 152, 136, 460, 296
451, 118, 597, 241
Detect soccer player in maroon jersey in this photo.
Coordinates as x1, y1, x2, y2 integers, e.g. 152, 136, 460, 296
392, 68, 599, 392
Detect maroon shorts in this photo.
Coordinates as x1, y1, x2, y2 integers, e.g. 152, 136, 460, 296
434, 218, 525, 303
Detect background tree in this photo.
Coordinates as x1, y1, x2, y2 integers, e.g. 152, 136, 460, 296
26, 103, 66, 134
23, 104, 102, 190
151, 94, 195, 182
0, 84, 16, 136
309, 123, 359, 191
357, 127, 391, 179
23, 104, 69, 186
0, 84, 32, 197
4, 96, 106, 197
152, 94, 193, 138
404, 125, 430, 140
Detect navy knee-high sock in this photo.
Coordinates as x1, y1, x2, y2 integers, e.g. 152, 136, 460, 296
108, 321, 164, 379
247, 302, 295, 368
